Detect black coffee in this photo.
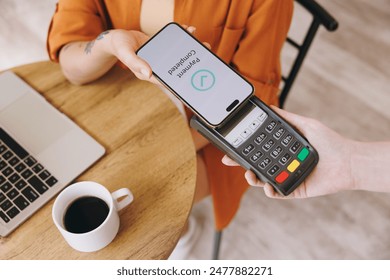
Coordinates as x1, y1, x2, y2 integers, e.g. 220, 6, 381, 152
64, 196, 109, 234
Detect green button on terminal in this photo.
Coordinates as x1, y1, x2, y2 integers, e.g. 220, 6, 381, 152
297, 147, 309, 161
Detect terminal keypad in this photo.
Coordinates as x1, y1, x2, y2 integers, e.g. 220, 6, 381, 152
233, 113, 311, 186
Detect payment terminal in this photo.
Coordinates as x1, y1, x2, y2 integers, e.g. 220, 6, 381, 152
190, 97, 319, 196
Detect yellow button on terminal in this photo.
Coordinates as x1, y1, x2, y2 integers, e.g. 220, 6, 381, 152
287, 159, 300, 173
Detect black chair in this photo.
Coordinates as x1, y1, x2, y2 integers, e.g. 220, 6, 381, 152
211, 0, 339, 260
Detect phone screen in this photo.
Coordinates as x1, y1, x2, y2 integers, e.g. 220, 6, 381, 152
137, 23, 254, 126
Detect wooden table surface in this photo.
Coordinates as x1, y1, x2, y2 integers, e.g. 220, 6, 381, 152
0, 61, 196, 259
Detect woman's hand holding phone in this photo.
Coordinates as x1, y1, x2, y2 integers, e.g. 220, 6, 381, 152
110, 25, 201, 84
107, 29, 153, 81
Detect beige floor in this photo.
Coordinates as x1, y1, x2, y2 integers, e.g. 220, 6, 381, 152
1, 0, 389, 259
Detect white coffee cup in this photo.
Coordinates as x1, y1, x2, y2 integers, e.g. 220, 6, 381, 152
52, 181, 133, 252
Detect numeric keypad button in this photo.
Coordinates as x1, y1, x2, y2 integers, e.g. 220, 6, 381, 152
258, 158, 271, 170
262, 139, 275, 151
290, 141, 301, 154
281, 134, 293, 147
279, 153, 291, 165
273, 127, 285, 140
254, 133, 266, 145
242, 144, 255, 156
267, 165, 280, 176
270, 146, 283, 159
250, 151, 263, 163
265, 120, 277, 133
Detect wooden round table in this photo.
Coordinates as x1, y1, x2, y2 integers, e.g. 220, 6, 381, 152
0, 61, 196, 259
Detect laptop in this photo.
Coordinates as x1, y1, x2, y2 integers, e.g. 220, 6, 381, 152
0, 71, 105, 237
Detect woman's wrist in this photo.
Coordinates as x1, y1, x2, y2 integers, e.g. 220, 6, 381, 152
87, 30, 118, 62
98, 30, 117, 58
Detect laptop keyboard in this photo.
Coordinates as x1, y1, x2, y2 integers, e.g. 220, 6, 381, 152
0, 128, 58, 224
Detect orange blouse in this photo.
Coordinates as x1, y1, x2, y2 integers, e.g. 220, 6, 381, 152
47, 0, 293, 230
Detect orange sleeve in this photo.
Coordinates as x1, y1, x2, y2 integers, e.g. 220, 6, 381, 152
47, 0, 106, 62
232, 0, 293, 106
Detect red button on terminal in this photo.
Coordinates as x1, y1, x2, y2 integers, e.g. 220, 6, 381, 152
276, 171, 289, 184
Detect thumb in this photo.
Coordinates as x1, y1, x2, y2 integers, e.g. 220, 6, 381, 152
124, 52, 152, 79
221, 155, 239, 166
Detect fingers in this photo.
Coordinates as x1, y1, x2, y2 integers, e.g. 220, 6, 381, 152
243, 170, 288, 199
187, 26, 196, 34
223, 159, 292, 199
182, 25, 211, 49
203, 42, 211, 49
244, 170, 263, 186
223, 159, 280, 196
222, 157, 265, 188
263, 183, 285, 199
221, 155, 239, 166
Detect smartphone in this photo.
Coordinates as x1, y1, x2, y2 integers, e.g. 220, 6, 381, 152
190, 96, 319, 196
136, 22, 254, 127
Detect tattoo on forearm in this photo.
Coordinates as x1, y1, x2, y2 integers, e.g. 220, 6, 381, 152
62, 44, 72, 52
84, 30, 110, 55
97, 30, 110, 40
84, 41, 95, 54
